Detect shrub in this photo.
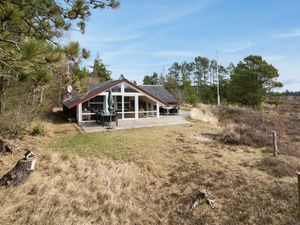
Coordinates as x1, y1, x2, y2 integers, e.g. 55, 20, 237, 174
0, 113, 27, 138
32, 123, 46, 136
256, 157, 300, 178
218, 106, 276, 148
221, 123, 271, 148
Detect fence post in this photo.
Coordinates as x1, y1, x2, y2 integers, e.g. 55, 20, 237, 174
297, 171, 300, 216
272, 131, 278, 157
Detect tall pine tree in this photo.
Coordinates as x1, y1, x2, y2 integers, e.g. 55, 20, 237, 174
91, 56, 111, 82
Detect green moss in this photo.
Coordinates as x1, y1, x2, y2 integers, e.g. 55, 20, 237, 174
32, 123, 46, 136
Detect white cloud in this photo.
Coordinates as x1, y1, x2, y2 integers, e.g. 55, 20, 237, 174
223, 41, 253, 53
100, 49, 199, 61
125, 0, 221, 30
263, 54, 285, 62
68, 32, 143, 47
272, 28, 300, 38
272, 57, 300, 91
133, 61, 174, 67
154, 50, 199, 57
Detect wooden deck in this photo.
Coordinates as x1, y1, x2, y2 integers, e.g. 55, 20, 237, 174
79, 111, 190, 133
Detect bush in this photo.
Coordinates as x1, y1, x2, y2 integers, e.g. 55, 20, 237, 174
0, 112, 27, 138
32, 123, 46, 136
221, 123, 271, 148
256, 157, 300, 178
219, 107, 274, 148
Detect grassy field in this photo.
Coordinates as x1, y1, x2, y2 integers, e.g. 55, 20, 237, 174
0, 103, 299, 225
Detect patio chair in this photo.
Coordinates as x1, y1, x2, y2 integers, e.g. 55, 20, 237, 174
159, 107, 168, 115
169, 107, 179, 115
95, 110, 118, 126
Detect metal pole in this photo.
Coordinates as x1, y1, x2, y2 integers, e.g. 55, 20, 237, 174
216, 51, 220, 106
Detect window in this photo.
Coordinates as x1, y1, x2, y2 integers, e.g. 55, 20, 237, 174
82, 95, 105, 113
90, 104, 104, 111
82, 101, 89, 111
89, 96, 104, 103
124, 96, 135, 111
124, 85, 138, 93
114, 96, 122, 112
112, 86, 121, 92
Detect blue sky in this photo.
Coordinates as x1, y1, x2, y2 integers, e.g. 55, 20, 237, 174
65, 0, 300, 91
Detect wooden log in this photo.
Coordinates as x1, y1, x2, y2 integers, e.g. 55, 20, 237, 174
272, 131, 278, 157
0, 150, 36, 187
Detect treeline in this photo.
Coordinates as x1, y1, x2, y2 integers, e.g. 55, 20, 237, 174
284, 90, 300, 96
143, 55, 283, 108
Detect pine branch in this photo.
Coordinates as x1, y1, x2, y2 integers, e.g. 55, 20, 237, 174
0, 59, 17, 73
0, 38, 21, 52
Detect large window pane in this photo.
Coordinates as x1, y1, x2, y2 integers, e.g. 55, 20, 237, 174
124, 96, 135, 112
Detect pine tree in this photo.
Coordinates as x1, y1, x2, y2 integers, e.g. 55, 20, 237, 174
91, 57, 111, 82
193, 56, 209, 93
230, 55, 283, 108
143, 72, 161, 85
0, 0, 119, 113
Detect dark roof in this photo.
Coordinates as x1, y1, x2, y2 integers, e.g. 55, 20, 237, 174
138, 85, 177, 104
63, 91, 80, 108
88, 80, 118, 93
63, 79, 175, 109
63, 80, 121, 109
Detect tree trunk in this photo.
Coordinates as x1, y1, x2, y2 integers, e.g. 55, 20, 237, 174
39, 87, 44, 104
0, 151, 36, 187
197, 75, 201, 94
0, 76, 7, 115
32, 88, 36, 106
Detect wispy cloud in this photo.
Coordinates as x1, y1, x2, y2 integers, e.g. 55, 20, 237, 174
223, 41, 253, 53
125, 0, 221, 30
100, 49, 199, 61
272, 28, 300, 38
282, 79, 300, 85
69, 32, 143, 47
263, 54, 285, 62
154, 50, 198, 58
271, 57, 300, 91
136, 61, 174, 67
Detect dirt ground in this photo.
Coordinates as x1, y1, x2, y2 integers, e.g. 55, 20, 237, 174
0, 99, 299, 225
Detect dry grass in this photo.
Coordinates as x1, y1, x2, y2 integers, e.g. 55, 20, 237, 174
0, 107, 299, 224
189, 104, 218, 125
0, 153, 157, 225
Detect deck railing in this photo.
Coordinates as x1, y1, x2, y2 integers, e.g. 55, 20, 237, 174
138, 111, 157, 118
81, 110, 158, 121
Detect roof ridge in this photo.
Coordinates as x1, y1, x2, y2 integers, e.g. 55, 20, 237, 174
139, 84, 163, 86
